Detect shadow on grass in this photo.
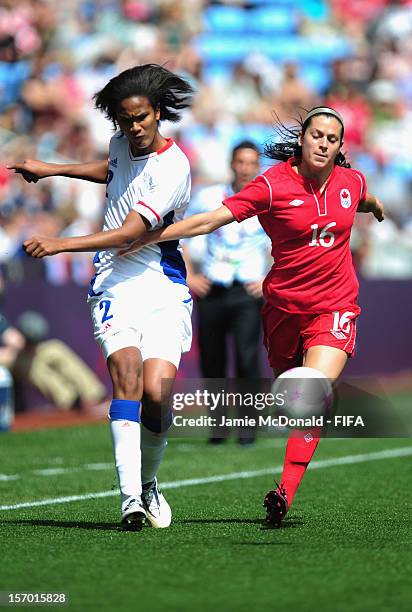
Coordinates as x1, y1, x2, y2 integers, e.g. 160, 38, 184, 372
177, 517, 304, 529
178, 518, 263, 525
4, 519, 120, 532
5, 516, 303, 533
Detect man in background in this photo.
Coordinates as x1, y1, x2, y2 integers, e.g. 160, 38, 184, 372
184, 141, 271, 444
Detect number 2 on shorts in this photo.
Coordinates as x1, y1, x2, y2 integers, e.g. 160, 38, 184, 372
100, 300, 114, 323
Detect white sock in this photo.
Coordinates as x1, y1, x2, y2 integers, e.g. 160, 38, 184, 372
110, 420, 142, 509
141, 425, 167, 486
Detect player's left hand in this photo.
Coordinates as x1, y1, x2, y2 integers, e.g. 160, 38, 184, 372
23, 236, 62, 258
373, 198, 385, 222
118, 238, 147, 256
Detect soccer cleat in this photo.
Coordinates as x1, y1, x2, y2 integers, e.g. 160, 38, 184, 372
263, 482, 289, 528
142, 478, 172, 528
120, 497, 146, 531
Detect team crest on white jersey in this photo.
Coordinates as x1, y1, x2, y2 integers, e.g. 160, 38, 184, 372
340, 188, 351, 209
142, 172, 155, 190
289, 199, 304, 207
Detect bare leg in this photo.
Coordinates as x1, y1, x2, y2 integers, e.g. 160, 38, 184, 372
141, 358, 177, 486
107, 346, 143, 400
303, 345, 348, 381
265, 347, 349, 526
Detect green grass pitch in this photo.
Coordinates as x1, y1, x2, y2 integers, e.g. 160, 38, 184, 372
0, 416, 411, 611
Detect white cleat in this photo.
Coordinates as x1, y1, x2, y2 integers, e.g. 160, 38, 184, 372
120, 497, 146, 531
142, 479, 172, 528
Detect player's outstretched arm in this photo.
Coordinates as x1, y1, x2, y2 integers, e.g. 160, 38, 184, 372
119, 205, 235, 256
7, 159, 109, 184
23, 211, 150, 258
357, 192, 385, 222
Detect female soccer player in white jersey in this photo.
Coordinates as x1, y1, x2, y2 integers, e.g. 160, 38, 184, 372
115, 106, 385, 528
11, 64, 194, 530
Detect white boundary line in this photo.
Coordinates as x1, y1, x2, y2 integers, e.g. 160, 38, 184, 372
0, 463, 113, 482
0, 441, 288, 482
1, 446, 411, 511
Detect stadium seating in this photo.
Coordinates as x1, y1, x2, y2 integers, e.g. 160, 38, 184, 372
195, 34, 353, 65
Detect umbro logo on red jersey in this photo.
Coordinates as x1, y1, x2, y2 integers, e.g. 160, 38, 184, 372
330, 330, 347, 340
289, 199, 304, 206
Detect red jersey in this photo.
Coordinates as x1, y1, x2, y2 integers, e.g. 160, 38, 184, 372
223, 158, 367, 314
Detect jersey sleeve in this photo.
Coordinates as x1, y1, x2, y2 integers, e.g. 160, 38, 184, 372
223, 175, 271, 222
132, 162, 191, 228
354, 170, 368, 203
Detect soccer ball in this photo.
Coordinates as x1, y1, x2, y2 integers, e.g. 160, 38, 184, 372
271, 366, 334, 421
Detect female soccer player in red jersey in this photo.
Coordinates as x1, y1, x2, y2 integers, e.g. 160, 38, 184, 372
120, 106, 385, 527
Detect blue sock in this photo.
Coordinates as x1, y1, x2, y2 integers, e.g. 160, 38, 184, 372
109, 399, 141, 422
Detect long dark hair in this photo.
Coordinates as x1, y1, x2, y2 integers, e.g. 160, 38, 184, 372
264, 107, 350, 168
93, 64, 194, 128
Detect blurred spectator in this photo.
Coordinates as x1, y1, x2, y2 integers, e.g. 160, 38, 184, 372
0, 34, 31, 113
0, 0, 410, 289
372, 0, 412, 44
219, 62, 262, 121
325, 82, 372, 153
1, 310, 106, 412
331, 0, 388, 27
0, 310, 25, 370
277, 62, 315, 116
352, 214, 412, 278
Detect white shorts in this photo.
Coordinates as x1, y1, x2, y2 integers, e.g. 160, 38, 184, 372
89, 276, 193, 368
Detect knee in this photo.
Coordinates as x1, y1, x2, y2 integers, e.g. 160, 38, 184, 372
143, 368, 175, 407
142, 380, 173, 433
142, 381, 163, 407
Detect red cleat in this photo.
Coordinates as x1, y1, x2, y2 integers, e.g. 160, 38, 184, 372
263, 482, 289, 528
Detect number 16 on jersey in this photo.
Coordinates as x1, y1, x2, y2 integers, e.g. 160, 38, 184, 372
309, 222, 336, 248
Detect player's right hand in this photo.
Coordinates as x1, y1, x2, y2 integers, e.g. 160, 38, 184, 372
7, 159, 51, 183
23, 236, 62, 257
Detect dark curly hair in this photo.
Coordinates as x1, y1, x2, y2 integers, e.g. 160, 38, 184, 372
93, 64, 194, 128
264, 106, 351, 168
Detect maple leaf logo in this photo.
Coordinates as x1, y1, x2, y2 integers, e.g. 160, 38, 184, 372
340, 188, 352, 208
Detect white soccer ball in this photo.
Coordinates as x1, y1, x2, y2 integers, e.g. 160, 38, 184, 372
271, 366, 333, 420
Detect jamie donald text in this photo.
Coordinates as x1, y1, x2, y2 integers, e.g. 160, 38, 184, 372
172, 415, 366, 428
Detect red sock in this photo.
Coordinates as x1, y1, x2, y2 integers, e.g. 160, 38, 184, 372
279, 430, 320, 507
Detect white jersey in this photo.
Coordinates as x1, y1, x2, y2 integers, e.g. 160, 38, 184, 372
187, 183, 270, 285
88, 134, 191, 297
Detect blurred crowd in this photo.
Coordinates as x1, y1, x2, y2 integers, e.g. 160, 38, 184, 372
1, 0, 412, 285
